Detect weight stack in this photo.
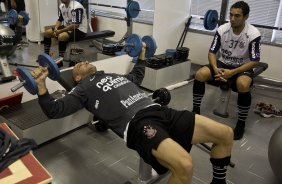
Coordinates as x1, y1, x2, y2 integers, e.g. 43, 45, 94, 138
175, 47, 189, 61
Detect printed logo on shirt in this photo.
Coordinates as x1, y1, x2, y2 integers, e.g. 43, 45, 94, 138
143, 125, 157, 139
96, 76, 130, 92
120, 92, 147, 108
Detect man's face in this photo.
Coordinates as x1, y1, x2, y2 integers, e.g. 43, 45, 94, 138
73, 61, 97, 82
229, 8, 248, 29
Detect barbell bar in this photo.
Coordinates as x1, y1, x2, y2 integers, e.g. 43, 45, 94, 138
10, 54, 62, 95
86, 1, 151, 19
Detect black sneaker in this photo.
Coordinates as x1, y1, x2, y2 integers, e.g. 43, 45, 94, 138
233, 124, 245, 140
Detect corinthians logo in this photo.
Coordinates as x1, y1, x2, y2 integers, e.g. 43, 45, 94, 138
143, 125, 157, 139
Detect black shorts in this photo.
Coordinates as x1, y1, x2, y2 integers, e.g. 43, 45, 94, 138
52, 26, 86, 42
206, 60, 254, 91
126, 105, 195, 175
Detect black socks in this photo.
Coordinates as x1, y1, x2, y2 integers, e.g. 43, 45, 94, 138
210, 156, 231, 184
192, 79, 205, 114
234, 91, 251, 140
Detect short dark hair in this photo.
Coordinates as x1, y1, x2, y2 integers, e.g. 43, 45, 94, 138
231, 1, 250, 16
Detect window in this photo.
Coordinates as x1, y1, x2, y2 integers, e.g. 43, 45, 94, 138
190, 0, 282, 45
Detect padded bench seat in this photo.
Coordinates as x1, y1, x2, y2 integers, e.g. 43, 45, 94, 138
83, 30, 115, 40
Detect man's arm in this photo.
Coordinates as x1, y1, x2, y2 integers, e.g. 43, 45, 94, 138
55, 8, 83, 35
125, 43, 146, 86
32, 67, 85, 119
220, 36, 261, 80
208, 31, 223, 76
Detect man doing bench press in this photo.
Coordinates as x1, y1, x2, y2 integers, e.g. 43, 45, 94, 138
32, 43, 233, 184
43, 0, 87, 68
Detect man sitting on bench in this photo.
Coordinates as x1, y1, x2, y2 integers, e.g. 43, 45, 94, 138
31, 44, 234, 184
192, 1, 261, 140
43, 0, 87, 68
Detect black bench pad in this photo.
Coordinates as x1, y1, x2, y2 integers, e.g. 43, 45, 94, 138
84, 30, 115, 40
58, 69, 76, 92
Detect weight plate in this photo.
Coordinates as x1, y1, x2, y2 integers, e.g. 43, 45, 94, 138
38, 53, 60, 80
125, 34, 142, 57
142, 35, 157, 58
17, 67, 38, 95
19, 11, 30, 26
7, 9, 18, 25
126, 1, 140, 18
204, 10, 218, 30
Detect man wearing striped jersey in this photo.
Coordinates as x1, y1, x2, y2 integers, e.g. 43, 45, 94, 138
43, 0, 87, 68
192, 1, 261, 140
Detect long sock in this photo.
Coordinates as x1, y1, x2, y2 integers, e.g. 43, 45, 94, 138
44, 37, 51, 55
237, 91, 251, 126
192, 79, 205, 114
210, 156, 231, 184
58, 41, 68, 58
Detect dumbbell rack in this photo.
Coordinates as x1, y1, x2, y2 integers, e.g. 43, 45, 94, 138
141, 54, 191, 91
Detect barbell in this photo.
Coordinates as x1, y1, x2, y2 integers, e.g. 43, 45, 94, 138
0, 9, 30, 26
124, 34, 157, 58
202, 9, 282, 31
85, 1, 151, 19
10, 54, 62, 95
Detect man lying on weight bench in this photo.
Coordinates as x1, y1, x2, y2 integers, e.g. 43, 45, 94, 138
32, 43, 234, 184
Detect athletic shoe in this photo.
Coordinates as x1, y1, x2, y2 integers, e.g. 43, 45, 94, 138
70, 48, 84, 55
233, 123, 245, 140
254, 102, 269, 114
260, 104, 282, 118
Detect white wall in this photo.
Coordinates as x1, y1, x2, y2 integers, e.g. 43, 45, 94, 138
96, 16, 153, 42
153, 0, 191, 54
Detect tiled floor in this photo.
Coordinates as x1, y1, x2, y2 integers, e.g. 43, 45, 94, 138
2, 36, 282, 184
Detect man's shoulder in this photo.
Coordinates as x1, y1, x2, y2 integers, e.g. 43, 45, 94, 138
246, 23, 261, 38
71, 1, 85, 9
217, 23, 231, 35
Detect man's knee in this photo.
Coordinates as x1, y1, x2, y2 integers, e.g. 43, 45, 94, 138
58, 33, 70, 42
172, 156, 193, 179
220, 125, 233, 146
195, 67, 211, 82
44, 29, 53, 38
236, 77, 252, 92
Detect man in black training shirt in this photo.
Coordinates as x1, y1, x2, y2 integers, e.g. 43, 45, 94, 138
32, 44, 234, 184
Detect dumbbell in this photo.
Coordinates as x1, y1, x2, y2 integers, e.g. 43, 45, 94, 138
150, 88, 171, 106
124, 34, 157, 58
10, 54, 63, 95
89, 118, 109, 132
0, 9, 30, 26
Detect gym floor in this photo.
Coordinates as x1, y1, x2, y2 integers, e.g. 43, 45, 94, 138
6, 37, 282, 184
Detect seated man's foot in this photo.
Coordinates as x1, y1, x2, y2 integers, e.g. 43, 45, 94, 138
233, 124, 245, 140
70, 48, 84, 55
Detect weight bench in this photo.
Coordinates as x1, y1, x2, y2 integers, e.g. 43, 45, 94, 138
84, 30, 115, 40
212, 62, 268, 118
58, 66, 166, 184
66, 30, 115, 65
